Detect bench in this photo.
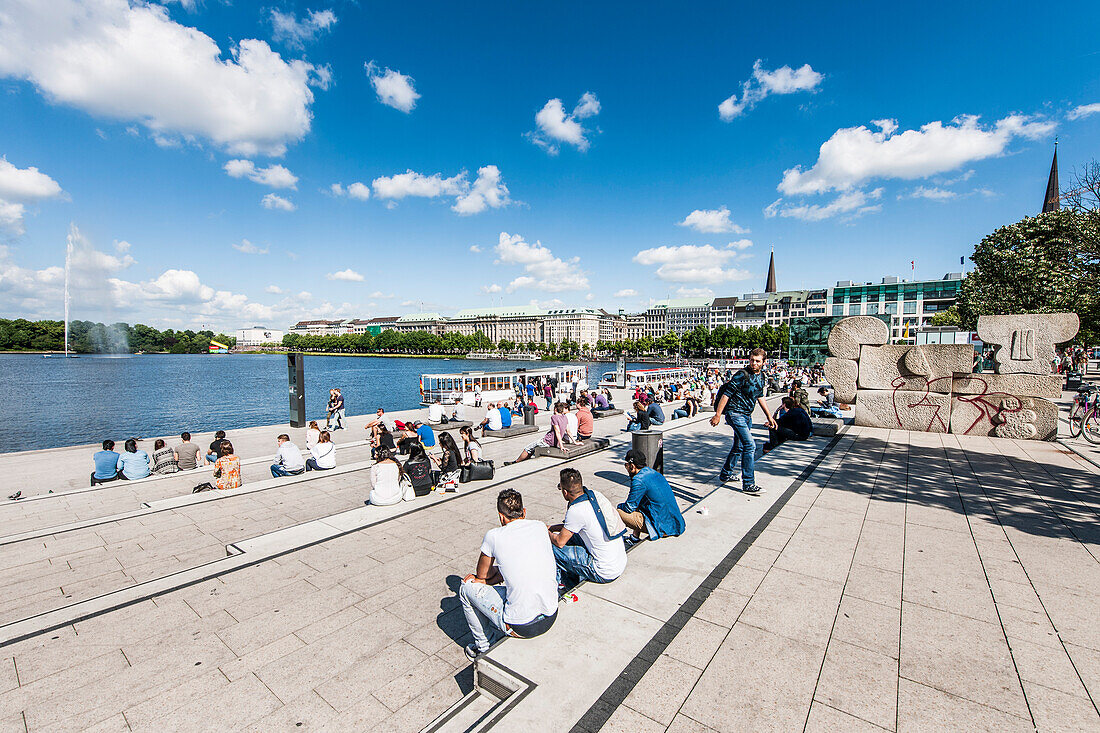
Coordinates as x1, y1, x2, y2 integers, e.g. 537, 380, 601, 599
427, 429, 849, 732
531, 436, 609, 459
812, 417, 842, 437
428, 420, 473, 431
591, 408, 624, 419
485, 424, 539, 439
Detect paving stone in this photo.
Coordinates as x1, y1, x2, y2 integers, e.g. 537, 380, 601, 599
664, 618, 728, 670
599, 704, 667, 732
804, 701, 891, 732
832, 594, 900, 659
370, 654, 456, 712
843, 563, 901, 609
814, 639, 898, 731
622, 654, 703, 727
896, 678, 1032, 732
665, 714, 719, 733
1022, 680, 1100, 732
693, 589, 750, 629
239, 690, 337, 732
738, 567, 844, 649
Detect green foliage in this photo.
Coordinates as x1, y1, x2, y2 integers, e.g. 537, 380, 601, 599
0, 319, 236, 353
957, 209, 1100, 343
927, 305, 962, 327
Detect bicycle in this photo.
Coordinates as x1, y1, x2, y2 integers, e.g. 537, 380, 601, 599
1082, 391, 1100, 445
1067, 385, 1095, 439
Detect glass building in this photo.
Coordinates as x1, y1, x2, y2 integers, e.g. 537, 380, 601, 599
829, 273, 962, 344
787, 314, 891, 366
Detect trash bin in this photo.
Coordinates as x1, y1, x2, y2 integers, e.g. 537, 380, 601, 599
1065, 370, 1083, 391
523, 405, 536, 426
632, 430, 664, 474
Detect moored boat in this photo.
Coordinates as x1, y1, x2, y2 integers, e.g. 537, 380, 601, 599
420, 364, 589, 405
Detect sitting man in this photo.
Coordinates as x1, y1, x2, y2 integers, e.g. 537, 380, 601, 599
365, 408, 390, 439
646, 398, 666, 426
427, 399, 444, 424
764, 397, 813, 453
458, 489, 558, 660
617, 449, 686, 543
91, 439, 121, 486
479, 402, 504, 434
415, 421, 436, 450
564, 403, 579, 443
575, 396, 594, 440
788, 380, 811, 415
508, 402, 573, 464
270, 434, 306, 477
498, 401, 513, 429
592, 391, 611, 411
549, 468, 627, 590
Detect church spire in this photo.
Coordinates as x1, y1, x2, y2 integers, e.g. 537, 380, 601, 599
765, 248, 777, 293
1042, 142, 1060, 213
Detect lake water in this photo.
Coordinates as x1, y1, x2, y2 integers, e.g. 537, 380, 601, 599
0, 354, 655, 453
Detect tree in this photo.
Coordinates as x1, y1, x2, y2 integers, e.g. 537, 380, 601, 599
928, 306, 962, 327
1062, 159, 1100, 212
956, 209, 1099, 343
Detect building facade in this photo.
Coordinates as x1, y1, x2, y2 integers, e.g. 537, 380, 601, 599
542, 308, 602, 345
391, 313, 445, 335
235, 326, 284, 347
443, 306, 544, 344
829, 273, 962, 344
288, 319, 350, 336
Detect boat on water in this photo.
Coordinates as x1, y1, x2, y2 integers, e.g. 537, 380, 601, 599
504, 352, 540, 361
708, 358, 749, 371
465, 351, 504, 360
420, 364, 589, 406
598, 365, 697, 389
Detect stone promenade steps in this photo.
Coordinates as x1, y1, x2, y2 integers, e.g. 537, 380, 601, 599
428, 429, 850, 732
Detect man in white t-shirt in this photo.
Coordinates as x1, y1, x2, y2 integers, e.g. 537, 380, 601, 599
427, 400, 444, 424
479, 403, 504, 433
564, 405, 579, 444
459, 489, 558, 660
548, 468, 627, 589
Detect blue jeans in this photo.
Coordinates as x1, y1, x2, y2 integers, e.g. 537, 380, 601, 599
672, 408, 689, 419
327, 408, 345, 428
720, 412, 756, 486
626, 420, 643, 432
459, 581, 509, 653
270, 464, 304, 477
553, 539, 614, 588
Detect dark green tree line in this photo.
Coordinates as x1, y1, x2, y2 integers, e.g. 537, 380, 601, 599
0, 319, 237, 354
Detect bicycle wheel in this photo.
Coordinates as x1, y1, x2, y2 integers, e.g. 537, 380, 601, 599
1082, 408, 1100, 445
1068, 403, 1083, 438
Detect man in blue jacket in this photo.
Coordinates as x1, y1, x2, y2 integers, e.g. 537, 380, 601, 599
616, 449, 685, 542
711, 348, 777, 495
646, 399, 665, 425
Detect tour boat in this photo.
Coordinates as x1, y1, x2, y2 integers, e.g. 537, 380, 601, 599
504, 352, 540, 361
420, 365, 589, 405
465, 351, 505, 360
598, 365, 698, 388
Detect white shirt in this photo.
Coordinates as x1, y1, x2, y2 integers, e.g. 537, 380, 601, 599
563, 490, 627, 581
369, 461, 402, 505
275, 442, 306, 471
305, 428, 320, 448
309, 442, 337, 469
427, 403, 444, 423
485, 407, 503, 431
480, 519, 558, 625
565, 412, 578, 442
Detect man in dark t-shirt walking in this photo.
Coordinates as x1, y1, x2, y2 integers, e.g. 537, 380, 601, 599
710, 348, 777, 494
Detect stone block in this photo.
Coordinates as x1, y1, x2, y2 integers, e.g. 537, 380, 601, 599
824, 357, 858, 403
950, 395, 1057, 440
858, 344, 972, 393
853, 389, 952, 433
951, 374, 1063, 400
811, 419, 840, 437
827, 316, 890, 360
977, 313, 1079, 375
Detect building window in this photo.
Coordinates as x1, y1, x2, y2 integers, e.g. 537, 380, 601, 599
832, 305, 844, 316
903, 302, 917, 314
885, 303, 898, 315
849, 304, 862, 315
867, 303, 879, 314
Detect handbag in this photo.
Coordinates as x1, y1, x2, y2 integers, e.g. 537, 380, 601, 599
192, 482, 214, 493
399, 475, 416, 501
461, 460, 495, 483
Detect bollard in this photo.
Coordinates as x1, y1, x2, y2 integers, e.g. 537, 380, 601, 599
523, 404, 536, 426
632, 430, 664, 474
287, 353, 305, 428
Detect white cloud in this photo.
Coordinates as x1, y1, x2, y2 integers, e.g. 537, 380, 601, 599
719, 60, 823, 121
676, 287, 714, 298
494, 232, 589, 292
0, 158, 64, 201
613, 288, 638, 297
372, 170, 465, 200
677, 206, 748, 234
326, 268, 363, 282
372, 167, 510, 215
898, 186, 957, 201
270, 8, 337, 50
1068, 103, 1100, 121
368, 291, 394, 298
232, 238, 269, 254
224, 159, 298, 189
452, 165, 510, 215
365, 62, 420, 113
481, 284, 502, 294
265, 284, 284, 294
261, 193, 296, 211
0, 201, 27, 237
778, 114, 1055, 195
346, 182, 370, 200
469, 245, 482, 253
528, 92, 600, 154
764, 188, 883, 221
0, 0, 327, 156
632, 243, 754, 284
329, 183, 344, 196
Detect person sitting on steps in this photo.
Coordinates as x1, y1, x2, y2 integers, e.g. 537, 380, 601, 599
548, 468, 627, 590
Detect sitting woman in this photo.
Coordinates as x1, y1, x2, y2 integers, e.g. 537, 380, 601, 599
508, 401, 573, 465
150, 438, 179, 475
306, 430, 337, 471
305, 420, 321, 450
459, 426, 483, 465
116, 438, 151, 480
372, 422, 396, 460
403, 443, 435, 496
625, 400, 652, 432
213, 440, 242, 490
433, 431, 462, 492
367, 447, 405, 506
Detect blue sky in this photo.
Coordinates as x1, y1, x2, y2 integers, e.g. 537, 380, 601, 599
0, 0, 1098, 330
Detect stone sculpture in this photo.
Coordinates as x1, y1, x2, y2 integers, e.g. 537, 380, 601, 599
826, 313, 1076, 440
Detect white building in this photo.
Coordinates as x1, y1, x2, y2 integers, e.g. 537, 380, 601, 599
543, 308, 602, 345
236, 326, 284, 347
288, 319, 350, 336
